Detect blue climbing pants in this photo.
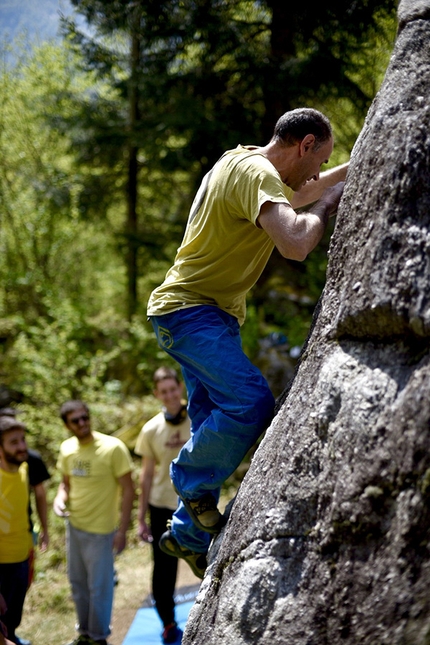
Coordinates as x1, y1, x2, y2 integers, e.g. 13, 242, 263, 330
151, 305, 275, 552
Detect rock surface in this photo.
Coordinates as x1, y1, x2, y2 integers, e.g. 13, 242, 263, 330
183, 1, 430, 643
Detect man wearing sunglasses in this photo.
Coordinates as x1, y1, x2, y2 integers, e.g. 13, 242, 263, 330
53, 401, 135, 645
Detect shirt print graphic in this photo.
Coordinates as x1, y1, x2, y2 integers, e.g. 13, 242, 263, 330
72, 459, 91, 477
165, 430, 187, 450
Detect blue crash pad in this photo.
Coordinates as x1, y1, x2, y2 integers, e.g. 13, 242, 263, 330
121, 586, 198, 645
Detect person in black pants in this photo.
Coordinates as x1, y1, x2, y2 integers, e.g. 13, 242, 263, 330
0, 416, 32, 645
135, 367, 191, 645
0, 408, 51, 645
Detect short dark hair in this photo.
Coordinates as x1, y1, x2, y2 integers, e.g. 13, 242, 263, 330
60, 400, 89, 424
272, 108, 332, 151
0, 416, 26, 445
153, 367, 180, 386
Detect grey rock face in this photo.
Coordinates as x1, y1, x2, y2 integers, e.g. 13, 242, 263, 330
183, 1, 430, 643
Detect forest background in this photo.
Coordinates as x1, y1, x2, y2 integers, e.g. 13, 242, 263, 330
0, 1, 398, 640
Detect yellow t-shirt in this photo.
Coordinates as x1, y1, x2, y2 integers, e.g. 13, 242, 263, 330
147, 145, 293, 325
57, 431, 133, 534
135, 411, 191, 510
0, 462, 32, 563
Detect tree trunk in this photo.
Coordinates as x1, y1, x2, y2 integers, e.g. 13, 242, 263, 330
126, 31, 140, 320
261, 0, 296, 142
183, 0, 430, 643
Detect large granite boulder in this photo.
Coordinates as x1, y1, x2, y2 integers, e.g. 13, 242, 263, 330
183, 0, 430, 643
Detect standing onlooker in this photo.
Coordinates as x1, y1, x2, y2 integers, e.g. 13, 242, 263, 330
135, 367, 191, 644
0, 409, 51, 555
53, 401, 135, 645
0, 416, 33, 645
0, 408, 51, 644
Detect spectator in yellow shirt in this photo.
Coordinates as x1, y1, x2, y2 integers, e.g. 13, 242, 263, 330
53, 401, 135, 645
0, 416, 33, 645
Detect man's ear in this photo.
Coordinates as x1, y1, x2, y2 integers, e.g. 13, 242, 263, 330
300, 133, 316, 156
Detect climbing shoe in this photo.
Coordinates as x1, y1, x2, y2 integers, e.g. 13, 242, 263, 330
159, 530, 207, 579
177, 490, 226, 535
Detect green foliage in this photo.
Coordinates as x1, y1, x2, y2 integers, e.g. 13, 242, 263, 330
0, 41, 125, 320
63, 0, 397, 167
241, 304, 261, 359
0, 40, 164, 395
0, 306, 164, 441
